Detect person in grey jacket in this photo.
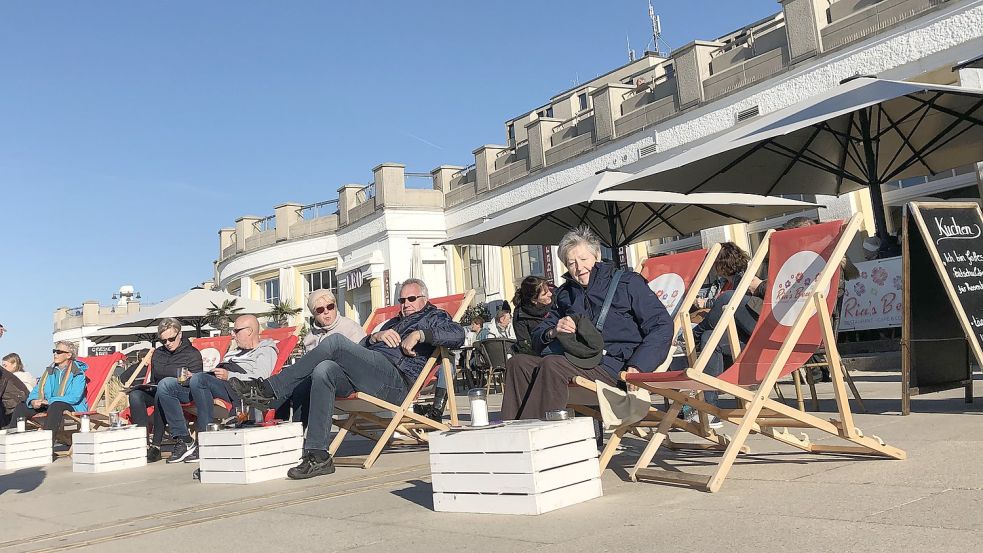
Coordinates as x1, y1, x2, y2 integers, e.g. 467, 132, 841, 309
232, 278, 465, 480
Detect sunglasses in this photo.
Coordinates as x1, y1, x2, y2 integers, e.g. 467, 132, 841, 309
314, 303, 336, 315
397, 295, 425, 304
233, 327, 249, 334
159, 335, 179, 344
52, 349, 71, 355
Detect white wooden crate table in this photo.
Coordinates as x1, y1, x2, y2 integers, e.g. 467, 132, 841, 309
0, 429, 52, 470
72, 426, 146, 473
429, 418, 602, 515
197, 422, 303, 484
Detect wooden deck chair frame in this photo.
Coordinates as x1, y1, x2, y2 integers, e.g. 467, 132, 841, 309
328, 290, 475, 469
566, 245, 738, 471
622, 214, 904, 492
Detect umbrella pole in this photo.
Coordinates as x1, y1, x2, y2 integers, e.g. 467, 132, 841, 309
859, 110, 896, 253
605, 203, 623, 267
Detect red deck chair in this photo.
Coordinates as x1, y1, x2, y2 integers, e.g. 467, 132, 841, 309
566, 247, 725, 470
624, 214, 905, 492
260, 326, 296, 342
328, 290, 475, 469
29, 352, 126, 435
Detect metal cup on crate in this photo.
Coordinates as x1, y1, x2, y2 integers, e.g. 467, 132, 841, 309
544, 409, 571, 421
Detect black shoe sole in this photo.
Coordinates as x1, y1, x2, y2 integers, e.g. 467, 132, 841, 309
287, 464, 335, 480
230, 380, 275, 410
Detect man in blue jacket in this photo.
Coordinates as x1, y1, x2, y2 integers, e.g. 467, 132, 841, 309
6, 341, 88, 445
233, 278, 465, 479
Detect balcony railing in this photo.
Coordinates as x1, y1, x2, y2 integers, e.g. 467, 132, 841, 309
253, 215, 276, 232
298, 199, 338, 220
821, 0, 948, 50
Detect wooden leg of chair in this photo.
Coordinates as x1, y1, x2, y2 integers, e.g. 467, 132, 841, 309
793, 369, 805, 411
362, 410, 407, 469
805, 367, 820, 411
630, 400, 683, 481
843, 367, 866, 414
441, 356, 460, 427
598, 425, 628, 473
328, 414, 358, 456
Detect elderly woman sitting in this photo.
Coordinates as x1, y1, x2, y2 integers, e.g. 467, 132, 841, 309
5, 341, 89, 445
501, 227, 673, 420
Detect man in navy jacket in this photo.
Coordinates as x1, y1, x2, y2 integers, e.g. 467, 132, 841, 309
233, 278, 464, 479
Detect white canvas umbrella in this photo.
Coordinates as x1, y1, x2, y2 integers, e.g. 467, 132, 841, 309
99, 289, 275, 335
602, 77, 983, 248
440, 170, 817, 249
88, 324, 201, 344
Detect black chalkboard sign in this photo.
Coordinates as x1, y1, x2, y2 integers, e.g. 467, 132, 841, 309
902, 202, 983, 415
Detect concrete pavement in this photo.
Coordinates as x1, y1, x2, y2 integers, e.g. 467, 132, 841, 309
1, 369, 981, 553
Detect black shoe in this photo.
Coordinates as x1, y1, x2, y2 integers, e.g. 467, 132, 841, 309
229, 378, 276, 410
423, 388, 448, 422
166, 439, 197, 464
287, 451, 335, 480
147, 445, 162, 463
412, 403, 431, 416
183, 447, 200, 463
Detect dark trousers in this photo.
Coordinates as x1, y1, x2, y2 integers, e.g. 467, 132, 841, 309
127, 389, 166, 445
692, 290, 750, 407
268, 334, 410, 451
189, 372, 234, 429
7, 401, 74, 442
501, 354, 616, 420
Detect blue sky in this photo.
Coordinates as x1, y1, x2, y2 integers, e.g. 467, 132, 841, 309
0, 1, 780, 373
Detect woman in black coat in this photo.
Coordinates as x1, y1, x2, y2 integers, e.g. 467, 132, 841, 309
511, 276, 553, 355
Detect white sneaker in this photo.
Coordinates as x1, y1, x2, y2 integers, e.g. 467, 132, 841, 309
707, 415, 724, 429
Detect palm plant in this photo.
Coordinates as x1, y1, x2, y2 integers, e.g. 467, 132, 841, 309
205, 299, 244, 336
265, 300, 302, 328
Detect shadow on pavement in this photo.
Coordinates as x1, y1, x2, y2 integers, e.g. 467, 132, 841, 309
0, 466, 46, 495
390, 479, 434, 510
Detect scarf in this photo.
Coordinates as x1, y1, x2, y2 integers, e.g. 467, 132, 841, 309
36, 362, 73, 403
311, 314, 342, 335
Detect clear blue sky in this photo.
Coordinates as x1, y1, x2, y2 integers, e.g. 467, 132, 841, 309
0, 1, 780, 374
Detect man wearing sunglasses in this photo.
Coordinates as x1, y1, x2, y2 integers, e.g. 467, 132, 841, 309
5, 341, 88, 447
128, 318, 203, 463
232, 278, 465, 480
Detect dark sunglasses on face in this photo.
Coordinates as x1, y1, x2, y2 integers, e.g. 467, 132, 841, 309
397, 295, 425, 304
159, 335, 179, 344
314, 303, 336, 315
52, 349, 71, 355
233, 327, 249, 334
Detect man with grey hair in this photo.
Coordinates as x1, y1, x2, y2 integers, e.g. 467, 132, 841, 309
128, 317, 203, 463
6, 341, 90, 446
232, 278, 465, 480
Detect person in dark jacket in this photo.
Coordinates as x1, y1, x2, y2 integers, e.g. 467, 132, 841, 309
511, 276, 553, 355
127, 318, 204, 463
232, 278, 465, 480
501, 227, 674, 420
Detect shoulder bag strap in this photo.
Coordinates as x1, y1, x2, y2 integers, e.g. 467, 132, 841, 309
596, 269, 625, 332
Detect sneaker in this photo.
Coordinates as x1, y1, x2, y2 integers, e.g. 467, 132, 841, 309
166, 439, 197, 464
183, 447, 200, 463
683, 410, 700, 425
147, 445, 162, 463
707, 415, 724, 430
229, 378, 276, 410
287, 451, 336, 480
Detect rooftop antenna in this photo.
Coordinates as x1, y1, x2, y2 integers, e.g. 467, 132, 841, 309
647, 1, 670, 57
627, 35, 636, 62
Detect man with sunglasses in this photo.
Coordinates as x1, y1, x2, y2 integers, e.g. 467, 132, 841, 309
128, 318, 203, 463
232, 278, 465, 480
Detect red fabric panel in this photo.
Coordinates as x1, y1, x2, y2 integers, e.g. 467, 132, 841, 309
76, 353, 125, 407
260, 327, 296, 342
721, 221, 843, 387
640, 249, 709, 316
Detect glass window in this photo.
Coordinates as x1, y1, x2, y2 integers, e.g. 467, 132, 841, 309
578, 93, 589, 111
507, 123, 515, 143
303, 268, 338, 297
460, 246, 485, 292
259, 279, 280, 305
511, 245, 544, 284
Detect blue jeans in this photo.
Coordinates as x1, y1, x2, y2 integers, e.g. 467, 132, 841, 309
190, 372, 234, 429
267, 334, 409, 451
156, 377, 196, 439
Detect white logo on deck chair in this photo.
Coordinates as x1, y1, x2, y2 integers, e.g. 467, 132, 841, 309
648, 272, 685, 315
771, 251, 829, 326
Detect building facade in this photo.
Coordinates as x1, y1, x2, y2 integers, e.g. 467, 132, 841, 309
215, 0, 983, 326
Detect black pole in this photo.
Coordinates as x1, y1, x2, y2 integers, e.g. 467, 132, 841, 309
605, 203, 623, 267
858, 109, 895, 253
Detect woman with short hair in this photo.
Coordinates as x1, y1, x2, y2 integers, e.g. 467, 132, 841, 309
2, 353, 34, 426
511, 276, 553, 355
501, 227, 674, 420
6, 341, 89, 445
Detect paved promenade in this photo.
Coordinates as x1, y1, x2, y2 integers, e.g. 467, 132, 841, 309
1, 370, 981, 553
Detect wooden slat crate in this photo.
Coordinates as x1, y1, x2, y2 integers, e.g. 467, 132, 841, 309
197, 422, 303, 484
73, 426, 147, 474
0, 430, 52, 470
429, 418, 602, 515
